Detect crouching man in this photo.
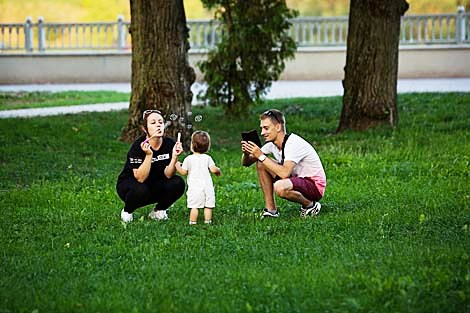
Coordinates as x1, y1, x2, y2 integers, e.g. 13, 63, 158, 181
241, 109, 326, 218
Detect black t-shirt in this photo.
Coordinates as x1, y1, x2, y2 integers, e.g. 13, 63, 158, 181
117, 135, 175, 183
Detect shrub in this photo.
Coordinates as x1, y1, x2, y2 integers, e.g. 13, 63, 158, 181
198, 0, 298, 116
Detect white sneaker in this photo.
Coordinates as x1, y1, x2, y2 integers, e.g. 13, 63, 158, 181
300, 202, 321, 217
148, 210, 168, 220
121, 209, 133, 223
261, 208, 280, 218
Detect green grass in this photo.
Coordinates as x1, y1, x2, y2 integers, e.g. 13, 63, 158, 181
0, 92, 469, 312
0, 91, 130, 110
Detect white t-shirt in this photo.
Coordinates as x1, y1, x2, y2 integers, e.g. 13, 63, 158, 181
261, 133, 326, 195
181, 153, 216, 191
182, 153, 216, 208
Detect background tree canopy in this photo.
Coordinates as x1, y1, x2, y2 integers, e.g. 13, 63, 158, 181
1, 0, 467, 22
197, 0, 297, 116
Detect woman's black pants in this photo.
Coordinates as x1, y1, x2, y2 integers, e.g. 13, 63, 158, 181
117, 176, 185, 213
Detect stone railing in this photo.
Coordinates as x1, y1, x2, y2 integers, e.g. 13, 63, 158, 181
1, 6, 469, 52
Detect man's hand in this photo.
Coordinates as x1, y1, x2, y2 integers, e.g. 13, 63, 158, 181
241, 140, 249, 154
241, 141, 262, 159
241, 140, 258, 167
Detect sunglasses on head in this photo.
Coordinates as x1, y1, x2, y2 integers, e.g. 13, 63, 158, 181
142, 109, 162, 120
263, 110, 281, 124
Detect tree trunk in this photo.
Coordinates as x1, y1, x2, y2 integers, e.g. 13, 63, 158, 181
337, 0, 409, 132
121, 0, 195, 145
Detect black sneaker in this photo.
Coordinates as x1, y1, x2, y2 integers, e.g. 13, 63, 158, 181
300, 202, 321, 217
261, 208, 280, 218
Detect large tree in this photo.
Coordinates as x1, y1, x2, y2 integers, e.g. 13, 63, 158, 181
337, 0, 409, 132
121, 0, 195, 143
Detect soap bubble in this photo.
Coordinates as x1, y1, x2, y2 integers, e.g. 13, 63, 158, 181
169, 113, 178, 121
194, 115, 203, 122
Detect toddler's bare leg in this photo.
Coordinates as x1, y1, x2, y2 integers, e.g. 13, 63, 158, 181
190, 208, 199, 224
204, 208, 212, 223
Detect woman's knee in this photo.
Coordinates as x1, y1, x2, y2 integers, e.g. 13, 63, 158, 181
117, 179, 149, 200
130, 182, 150, 198
168, 176, 186, 197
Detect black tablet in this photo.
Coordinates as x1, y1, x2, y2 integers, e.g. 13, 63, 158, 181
241, 129, 262, 147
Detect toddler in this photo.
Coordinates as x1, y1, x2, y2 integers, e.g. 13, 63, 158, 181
176, 131, 221, 224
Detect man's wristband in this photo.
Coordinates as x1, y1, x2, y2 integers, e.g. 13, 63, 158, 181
258, 154, 267, 162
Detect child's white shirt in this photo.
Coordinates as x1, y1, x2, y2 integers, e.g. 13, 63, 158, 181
181, 153, 215, 191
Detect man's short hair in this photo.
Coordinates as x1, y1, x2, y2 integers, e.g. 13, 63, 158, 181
260, 109, 286, 131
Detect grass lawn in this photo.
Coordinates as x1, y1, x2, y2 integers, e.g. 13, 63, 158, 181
0, 91, 130, 111
0, 92, 468, 312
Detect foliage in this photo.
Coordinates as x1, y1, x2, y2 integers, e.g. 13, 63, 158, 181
0, 92, 469, 312
198, 0, 298, 116
1, 0, 465, 22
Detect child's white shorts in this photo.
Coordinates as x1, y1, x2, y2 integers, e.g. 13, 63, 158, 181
187, 188, 215, 209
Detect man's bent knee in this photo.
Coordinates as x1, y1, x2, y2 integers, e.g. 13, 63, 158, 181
256, 160, 268, 172
256, 160, 277, 180
273, 179, 292, 198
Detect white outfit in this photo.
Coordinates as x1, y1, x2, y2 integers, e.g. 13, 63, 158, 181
181, 153, 216, 208
261, 133, 327, 195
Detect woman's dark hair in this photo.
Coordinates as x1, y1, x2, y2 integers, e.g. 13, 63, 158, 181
191, 131, 211, 153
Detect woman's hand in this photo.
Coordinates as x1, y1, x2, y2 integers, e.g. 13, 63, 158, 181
165, 142, 183, 178
173, 141, 183, 156
141, 141, 153, 156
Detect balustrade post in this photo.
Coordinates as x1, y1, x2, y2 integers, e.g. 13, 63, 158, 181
456, 6, 465, 44
117, 15, 125, 50
38, 16, 45, 51
24, 17, 33, 52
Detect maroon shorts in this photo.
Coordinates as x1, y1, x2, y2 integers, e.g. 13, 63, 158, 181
289, 177, 322, 202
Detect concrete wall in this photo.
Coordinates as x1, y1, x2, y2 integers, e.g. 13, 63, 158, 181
0, 46, 469, 84
397, 46, 470, 78
0, 52, 131, 84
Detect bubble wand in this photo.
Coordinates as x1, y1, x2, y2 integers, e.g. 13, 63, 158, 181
175, 132, 182, 154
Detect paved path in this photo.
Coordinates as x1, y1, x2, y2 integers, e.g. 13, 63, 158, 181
1, 78, 469, 118
0, 102, 129, 118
